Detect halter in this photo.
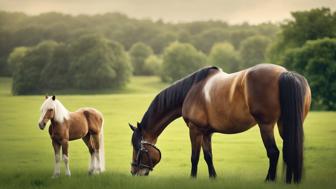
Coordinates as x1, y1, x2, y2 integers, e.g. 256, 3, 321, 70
131, 140, 161, 171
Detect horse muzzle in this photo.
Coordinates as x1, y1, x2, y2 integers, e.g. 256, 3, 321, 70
133, 168, 150, 176
38, 122, 46, 130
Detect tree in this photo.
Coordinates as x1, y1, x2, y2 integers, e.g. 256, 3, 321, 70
191, 28, 229, 53
161, 42, 207, 82
268, 8, 336, 63
208, 42, 240, 73
129, 42, 153, 75
12, 41, 59, 94
143, 55, 162, 75
7, 47, 28, 73
239, 35, 271, 68
70, 34, 132, 89
40, 43, 72, 90
283, 38, 336, 110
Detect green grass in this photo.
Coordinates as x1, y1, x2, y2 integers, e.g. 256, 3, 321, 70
0, 77, 335, 189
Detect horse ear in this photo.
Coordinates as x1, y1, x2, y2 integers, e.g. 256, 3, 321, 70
129, 123, 136, 131
45, 96, 48, 99
137, 122, 142, 131
52, 96, 56, 101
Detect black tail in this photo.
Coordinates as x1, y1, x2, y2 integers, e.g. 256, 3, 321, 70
279, 72, 306, 183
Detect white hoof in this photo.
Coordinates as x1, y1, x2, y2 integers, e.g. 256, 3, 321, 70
52, 173, 60, 178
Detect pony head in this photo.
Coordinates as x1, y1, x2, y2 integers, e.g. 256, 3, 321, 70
38, 96, 69, 130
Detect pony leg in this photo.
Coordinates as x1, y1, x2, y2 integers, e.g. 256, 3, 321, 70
259, 123, 279, 181
83, 135, 95, 175
202, 133, 217, 178
52, 140, 61, 178
61, 139, 71, 176
189, 123, 203, 178
91, 134, 101, 173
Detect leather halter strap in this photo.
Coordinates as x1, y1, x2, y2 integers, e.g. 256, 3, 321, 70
131, 140, 161, 171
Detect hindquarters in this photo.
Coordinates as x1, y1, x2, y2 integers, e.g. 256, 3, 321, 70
81, 108, 105, 172
246, 65, 310, 183
245, 64, 286, 124
82, 108, 104, 134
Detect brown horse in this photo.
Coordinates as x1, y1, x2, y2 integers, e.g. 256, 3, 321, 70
38, 96, 105, 177
129, 64, 311, 183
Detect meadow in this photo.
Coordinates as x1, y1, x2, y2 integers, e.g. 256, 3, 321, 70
0, 77, 335, 189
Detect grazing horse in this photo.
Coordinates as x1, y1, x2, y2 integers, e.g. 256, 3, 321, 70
129, 64, 311, 183
38, 96, 105, 177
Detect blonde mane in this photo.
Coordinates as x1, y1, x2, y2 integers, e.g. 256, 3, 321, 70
39, 97, 70, 123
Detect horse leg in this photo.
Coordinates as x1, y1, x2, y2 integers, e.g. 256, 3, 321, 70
202, 133, 217, 178
83, 134, 95, 175
91, 134, 101, 174
189, 124, 203, 178
61, 139, 71, 176
52, 140, 61, 178
259, 123, 279, 181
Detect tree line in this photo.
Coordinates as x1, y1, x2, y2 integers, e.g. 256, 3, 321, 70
1, 8, 335, 109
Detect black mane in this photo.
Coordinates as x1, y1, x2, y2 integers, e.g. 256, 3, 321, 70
140, 66, 219, 129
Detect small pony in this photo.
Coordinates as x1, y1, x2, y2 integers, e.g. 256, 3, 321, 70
38, 96, 105, 177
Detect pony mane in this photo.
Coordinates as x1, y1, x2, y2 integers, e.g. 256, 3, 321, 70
140, 66, 219, 129
40, 97, 70, 123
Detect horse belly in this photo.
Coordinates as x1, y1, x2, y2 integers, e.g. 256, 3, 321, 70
68, 113, 89, 140
209, 107, 256, 134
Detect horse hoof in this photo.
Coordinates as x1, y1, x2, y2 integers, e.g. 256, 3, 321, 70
88, 170, 100, 176
265, 176, 275, 182
52, 173, 60, 178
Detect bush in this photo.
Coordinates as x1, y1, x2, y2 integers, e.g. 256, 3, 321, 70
143, 55, 162, 76
12, 41, 59, 94
161, 42, 207, 82
129, 42, 153, 75
239, 35, 271, 68
208, 42, 240, 73
70, 34, 132, 89
10, 35, 132, 94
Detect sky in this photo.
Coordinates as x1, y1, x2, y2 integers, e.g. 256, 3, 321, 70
0, 0, 335, 24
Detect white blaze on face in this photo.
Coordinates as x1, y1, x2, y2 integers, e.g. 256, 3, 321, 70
38, 97, 56, 124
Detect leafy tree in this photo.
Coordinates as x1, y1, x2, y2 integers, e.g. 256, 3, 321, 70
161, 42, 207, 82
12, 41, 59, 94
143, 55, 162, 75
228, 30, 257, 49
7, 47, 28, 73
0, 11, 279, 76
129, 42, 153, 75
191, 28, 229, 53
268, 8, 336, 63
70, 34, 132, 89
239, 35, 271, 68
208, 42, 240, 73
40, 43, 72, 90
283, 38, 336, 110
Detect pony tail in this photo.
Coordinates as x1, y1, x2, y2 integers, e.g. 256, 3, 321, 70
279, 72, 306, 183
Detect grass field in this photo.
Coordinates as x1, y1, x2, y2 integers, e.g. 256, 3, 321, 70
0, 77, 335, 189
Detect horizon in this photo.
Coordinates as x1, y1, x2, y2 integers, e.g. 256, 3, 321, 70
0, 0, 335, 24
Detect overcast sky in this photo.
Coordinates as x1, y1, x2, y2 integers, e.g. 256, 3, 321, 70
0, 0, 335, 24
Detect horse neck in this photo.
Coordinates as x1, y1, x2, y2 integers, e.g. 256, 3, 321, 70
141, 108, 182, 143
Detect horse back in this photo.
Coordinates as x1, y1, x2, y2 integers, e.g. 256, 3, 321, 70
183, 64, 289, 134
66, 108, 103, 140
